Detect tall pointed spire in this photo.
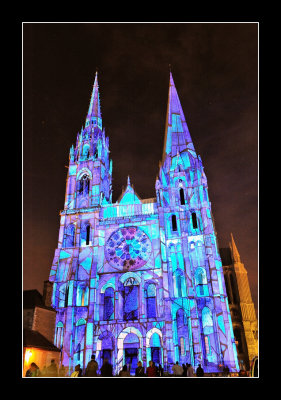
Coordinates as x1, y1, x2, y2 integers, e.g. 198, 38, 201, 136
162, 71, 195, 162
230, 233, 241, 263
85, 70, 102, 129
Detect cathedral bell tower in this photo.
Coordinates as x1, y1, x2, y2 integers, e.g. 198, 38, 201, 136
156, 72, 239, 370
64, 72, 112, 211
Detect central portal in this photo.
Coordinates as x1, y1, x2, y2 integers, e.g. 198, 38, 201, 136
125, 348, 138, 375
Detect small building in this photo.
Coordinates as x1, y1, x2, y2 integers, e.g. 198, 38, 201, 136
23, 281, 61, 376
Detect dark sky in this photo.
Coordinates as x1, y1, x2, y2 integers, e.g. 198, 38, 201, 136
23, 23, 258, 312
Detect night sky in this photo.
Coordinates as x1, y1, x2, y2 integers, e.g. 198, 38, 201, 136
23, 23, 258, 311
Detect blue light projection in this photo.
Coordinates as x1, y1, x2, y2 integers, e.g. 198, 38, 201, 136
48, 71, 239, 375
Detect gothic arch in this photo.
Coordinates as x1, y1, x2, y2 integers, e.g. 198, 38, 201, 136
117, 327, 143, 373
145, 328, 163, 348
119, 271, 141, 285
76, 168, 92, 181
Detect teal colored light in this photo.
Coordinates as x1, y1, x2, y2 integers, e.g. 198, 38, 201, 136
218, 315, 226, 335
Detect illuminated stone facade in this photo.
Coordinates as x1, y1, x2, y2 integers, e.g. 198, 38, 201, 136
220, 234, 258, 370
48, 72, 239, 375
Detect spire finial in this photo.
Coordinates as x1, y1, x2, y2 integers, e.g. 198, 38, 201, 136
127, 175, 131, 186
86, 70, 102, 127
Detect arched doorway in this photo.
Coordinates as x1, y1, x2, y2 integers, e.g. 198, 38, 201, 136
97, 331, 114, 367
124, 333, 139, 374
146, 328, 163, 367
117, 327, 142, 375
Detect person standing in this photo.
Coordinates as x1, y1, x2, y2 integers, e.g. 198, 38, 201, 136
147, 360, 157, 377
46, 359, 58, 377
59, 365, 66, 377
85, 355, 99, 377
182, 363, 187, 376
172, 361, 183, 376
71, 364, 81, 377
100, 358, 113, 377
158, 364, 164, 377
119, 365, 130, 377
135, 361, 145, 376
25, 362, 40, 377
196, 364, 204, 377
187, 363, 195, 377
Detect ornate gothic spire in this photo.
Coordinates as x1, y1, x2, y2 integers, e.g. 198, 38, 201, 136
162, 72, 195, 162
85, 71, 102, 129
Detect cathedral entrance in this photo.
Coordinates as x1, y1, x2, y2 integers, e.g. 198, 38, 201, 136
102, 349, 112, 364
151, 347, 160, 365
124, 348, 138, 375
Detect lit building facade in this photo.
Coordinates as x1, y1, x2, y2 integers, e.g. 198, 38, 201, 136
48, 72, 239, 375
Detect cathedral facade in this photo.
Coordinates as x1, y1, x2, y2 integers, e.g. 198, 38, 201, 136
48, 72, 239, 375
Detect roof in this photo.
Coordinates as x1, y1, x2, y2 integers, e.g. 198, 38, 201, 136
23, 329, 60, 352
23, 290, 55, 312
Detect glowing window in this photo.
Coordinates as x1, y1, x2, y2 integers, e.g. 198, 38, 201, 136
123, 280, 139, 321
63, 224, 75, 248
202, 307, 214, 335
104, 287, 114, 320
55, 322, 64, 348
146, 283, 156, 318
195, 267, 209, 297
180, 337, 185, 355
78, 174, 89, 196
204, 335, 211, 355
173, 270, 185, 298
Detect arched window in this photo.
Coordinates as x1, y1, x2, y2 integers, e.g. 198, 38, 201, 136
179, 188, 185, 205
55, 322, 64, 349
173, 270, 185, 298
63, 224, 75, 247
82, 144, 90, 159
123, 277, 139, 321
75, 318, 86, 364
172, 215, 178, 231
202, 307, 214, 356
146, 283, 156, 318
202, 307, 214, 335
195, 267, 209, 297
76, 284, 89, 307
58, 283, 68, 308
64, 285, 69, 307
86, 225, 90, 245
80, 222, 91, 246
191, 212, 198, 229
78, 174, 89, 197
104, 287, 114, 320
176, 309, 188, 358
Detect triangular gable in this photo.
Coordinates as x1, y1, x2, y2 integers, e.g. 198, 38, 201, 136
118, 184, 142, 205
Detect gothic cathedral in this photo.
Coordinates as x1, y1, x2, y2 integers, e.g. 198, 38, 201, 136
48, 72, 240, 375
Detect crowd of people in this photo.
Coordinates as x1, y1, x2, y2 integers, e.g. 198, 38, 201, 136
25, 356, 234, 377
